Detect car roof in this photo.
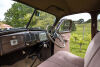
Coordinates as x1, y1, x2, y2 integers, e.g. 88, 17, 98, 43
14, 0, 100, 18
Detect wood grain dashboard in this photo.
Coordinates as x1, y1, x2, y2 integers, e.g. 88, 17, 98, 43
0, 32, 25, 56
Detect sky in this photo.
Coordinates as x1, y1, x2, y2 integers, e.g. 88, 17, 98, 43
0, 0, 14, 21
63, 13, 91, 21
0, 0, 93, 21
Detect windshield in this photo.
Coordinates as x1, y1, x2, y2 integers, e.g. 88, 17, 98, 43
0, 0, 55, 29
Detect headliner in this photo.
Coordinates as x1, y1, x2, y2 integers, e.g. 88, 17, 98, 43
14, 0, 100, 18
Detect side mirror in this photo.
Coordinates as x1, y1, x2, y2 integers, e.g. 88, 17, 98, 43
58, 20, 76, 33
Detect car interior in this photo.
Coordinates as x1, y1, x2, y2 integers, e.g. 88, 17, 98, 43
0, 0, 100, 67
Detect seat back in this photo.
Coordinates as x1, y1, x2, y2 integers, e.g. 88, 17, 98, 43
84, 32, 100, 67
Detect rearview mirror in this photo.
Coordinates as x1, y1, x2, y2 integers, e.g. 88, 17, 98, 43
35, 11, 40, 16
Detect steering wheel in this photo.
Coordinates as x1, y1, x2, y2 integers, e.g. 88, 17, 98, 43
46, 25, 66, 48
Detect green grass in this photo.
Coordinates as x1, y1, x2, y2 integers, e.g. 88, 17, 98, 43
70, 23, 91, 58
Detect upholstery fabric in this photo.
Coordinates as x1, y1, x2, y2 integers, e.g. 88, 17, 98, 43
84, 32, 100, 67
38, 51, 84, 67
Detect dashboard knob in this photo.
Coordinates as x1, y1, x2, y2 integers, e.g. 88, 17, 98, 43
26, 43, 30, 46
43, 43, 48, 48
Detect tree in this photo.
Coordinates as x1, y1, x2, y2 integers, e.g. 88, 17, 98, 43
4, 3, 55, 29
78, 19, 84, 24
23, 11, 55, 29
4, 3, 33, 27
77, 38, 84, 51
33, 11, 55, 29
85, 19, 91, 23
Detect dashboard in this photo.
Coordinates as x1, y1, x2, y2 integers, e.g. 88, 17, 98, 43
0, 29, 48, 56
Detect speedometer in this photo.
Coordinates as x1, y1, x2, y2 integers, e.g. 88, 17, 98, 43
39, 32, 48, 41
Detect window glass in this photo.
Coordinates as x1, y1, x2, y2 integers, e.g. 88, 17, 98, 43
97, 14, 100, 30
59, 13, 91, 58
0, 0, 55, 29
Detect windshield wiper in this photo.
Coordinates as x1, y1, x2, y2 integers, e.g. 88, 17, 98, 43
26, 9, 37, 29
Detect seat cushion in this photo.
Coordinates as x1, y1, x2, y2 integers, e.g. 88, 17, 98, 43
84, 32, 100, 67
38, 51, 84, 67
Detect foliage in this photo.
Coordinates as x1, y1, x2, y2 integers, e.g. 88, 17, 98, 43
78, 19, 84, 24
77, 38, 85, 51
71, 22, 76, 31
72, 34, 78, 42
85, 19, 91, 23
29, 11, 55, 29
4, 3, 34, 27
70, 23, 91, 58
4, 2, 55, 29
